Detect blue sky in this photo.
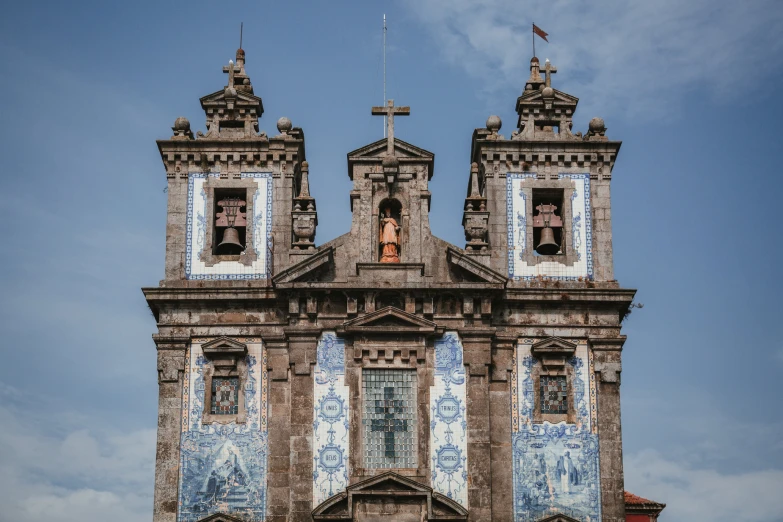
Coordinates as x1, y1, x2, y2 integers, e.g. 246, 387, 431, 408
0, 1, 782, 520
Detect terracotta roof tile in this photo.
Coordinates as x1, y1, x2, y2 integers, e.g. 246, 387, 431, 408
625, 491, 665, 506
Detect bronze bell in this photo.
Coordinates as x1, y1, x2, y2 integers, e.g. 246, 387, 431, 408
217, 227, 244, 254
536, 227, 560, 255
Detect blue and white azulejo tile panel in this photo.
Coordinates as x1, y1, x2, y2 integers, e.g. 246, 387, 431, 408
185, 172, 273, 279
430, 332, 468, 507
313, 332, 349, 507
506, 173, 593, 281
177, 340, 269, 522
510, 340, 600, 521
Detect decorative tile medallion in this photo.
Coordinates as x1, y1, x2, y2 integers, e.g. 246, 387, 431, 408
313, 332, 349, 506
511, 340, 601, 521
177, 340, 268, 522
506, 173, 593, 280
185, 172, 273, 279
430, 332, 468, 507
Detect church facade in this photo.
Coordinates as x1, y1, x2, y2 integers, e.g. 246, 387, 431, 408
144, 48, 633, 522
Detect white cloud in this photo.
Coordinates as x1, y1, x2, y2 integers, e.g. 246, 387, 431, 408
625, 449, 783, 521
404, 0, 783, 120
0, 384, 155, 522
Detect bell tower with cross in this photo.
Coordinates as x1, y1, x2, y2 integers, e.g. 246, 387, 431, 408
341, 99, 436, 266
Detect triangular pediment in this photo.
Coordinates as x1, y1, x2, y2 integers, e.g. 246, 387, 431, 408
201, 336, 248, 353
201, 336, 247, 358
340, 306, 438, 334
195, 514, 247, 522
518, 87, 579, 105
312, 471, 468, 521
348, 138, 433, 161
350, 471, 432, 493
447, 247, 507, 285
348, 138, 434, 180
537, 514, 581, 522
531, 336, 577, 357
273, 246, 333, 284
199, 88, 263, 109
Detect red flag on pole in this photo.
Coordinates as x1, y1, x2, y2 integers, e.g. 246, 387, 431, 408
533, 24, 549, 42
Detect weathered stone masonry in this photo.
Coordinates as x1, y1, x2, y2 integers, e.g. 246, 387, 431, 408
144, 50, 635, 522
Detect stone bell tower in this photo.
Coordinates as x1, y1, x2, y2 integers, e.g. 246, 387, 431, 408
146, 47, 320, 522
462, 55, 631, 522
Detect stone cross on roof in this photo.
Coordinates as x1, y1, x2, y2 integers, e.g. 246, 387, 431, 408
542, 59, 557, 88
222, 59, 241, 89
372, 100, 410, 156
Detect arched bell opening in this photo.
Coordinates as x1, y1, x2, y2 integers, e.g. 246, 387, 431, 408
378, 198, 403, 263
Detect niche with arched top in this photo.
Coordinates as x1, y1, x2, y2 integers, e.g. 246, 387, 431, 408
378, 198, 403, 263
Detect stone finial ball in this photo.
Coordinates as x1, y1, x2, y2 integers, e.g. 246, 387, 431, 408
277, 117, 293, 133
486, 115, 502, 133
382, 154, 400, 169
173, 117, 190, 131
542, 86, 554, 97
589, 117, 606, 132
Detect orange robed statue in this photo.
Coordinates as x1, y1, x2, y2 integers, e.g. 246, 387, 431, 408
379, 207, 401, 263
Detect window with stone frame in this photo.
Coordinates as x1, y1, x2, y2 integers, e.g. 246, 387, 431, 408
531, 337, 578, 424
362, 369, 418, 469
201, 337, 249, 424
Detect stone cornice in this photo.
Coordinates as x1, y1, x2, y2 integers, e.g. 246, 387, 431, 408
447, 247, 507, 285
504, 287, 635, 304
272, 246, 333, 284
471, 134, 622, 177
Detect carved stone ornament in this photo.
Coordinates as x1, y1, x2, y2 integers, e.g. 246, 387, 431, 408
594, 360, 622, 383
464, 212, 489, 250
157, 352, 185, 383
292, 212, 317, 249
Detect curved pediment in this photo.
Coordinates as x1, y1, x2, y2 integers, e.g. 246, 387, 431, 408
312, 471, 468, 521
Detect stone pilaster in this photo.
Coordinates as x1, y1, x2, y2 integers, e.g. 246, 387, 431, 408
266, 340, 292, 522
461, 331, 493, 522
592, 337, 626, 522
489, 339, 515, 522
288, 333, 318, 522
152, 336, 188, 522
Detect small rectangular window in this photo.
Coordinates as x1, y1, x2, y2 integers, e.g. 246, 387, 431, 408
363, 369, 417, 469
211, 376, 239, 415
540, 375, 568, 414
